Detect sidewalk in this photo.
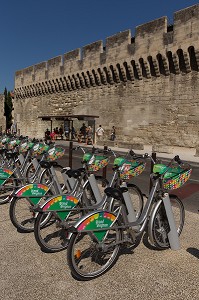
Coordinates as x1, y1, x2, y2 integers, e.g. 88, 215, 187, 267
55, 139, 199, 165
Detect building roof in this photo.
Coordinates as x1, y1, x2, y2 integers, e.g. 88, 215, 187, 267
38, 114, 99, 120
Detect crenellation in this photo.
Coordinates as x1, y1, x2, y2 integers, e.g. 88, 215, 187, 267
63, 49, 81, 74
34, 62, 47, 82
47, 56, 63, 79
106, 30, 131, 61
173, 5, 199, 45
82, 41, 103, 58
135, 17, 167, 56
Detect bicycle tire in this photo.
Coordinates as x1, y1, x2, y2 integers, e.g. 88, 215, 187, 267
126, 184, 144, 219
149, 195, 185, 249
34, 176, 108, 253
25, 162, 36, 183
9, 195, 52, 233
109, 184, 143, 219
34, 210, 79, 253
0, 175, 18, 205
39, 167, 67, 193
84, 176, 109, 206
67, 219, 122, 280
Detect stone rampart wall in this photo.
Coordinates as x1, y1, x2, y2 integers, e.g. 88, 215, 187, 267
13, 4, 199, 147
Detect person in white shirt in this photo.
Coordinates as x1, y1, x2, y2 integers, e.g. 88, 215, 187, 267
96, 125, 104, 141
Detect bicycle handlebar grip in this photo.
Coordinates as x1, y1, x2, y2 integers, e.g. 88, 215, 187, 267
129, 149, 135, 156
174, 155, 182, 164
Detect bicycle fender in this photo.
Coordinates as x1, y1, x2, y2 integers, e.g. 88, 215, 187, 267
14, 183, 49, 205
0, 168, 14, 185
74, 210, 117, 242
41, 194, 79, 220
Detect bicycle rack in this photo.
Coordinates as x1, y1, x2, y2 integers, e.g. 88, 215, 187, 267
162, 193, 180, 250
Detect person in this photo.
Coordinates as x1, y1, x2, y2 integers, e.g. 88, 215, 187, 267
96, 125, 104, 141
71, 126, 76, 140
54, 127, 59, 140
79, 123, 87, 142
45, 128, 51, 141
59, 126, 63, 139
110, 126, 116, 141
64, 126, 69, 140
86, 126, 93, 145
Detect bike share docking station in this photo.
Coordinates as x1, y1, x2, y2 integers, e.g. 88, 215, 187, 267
162, 193, 180, 250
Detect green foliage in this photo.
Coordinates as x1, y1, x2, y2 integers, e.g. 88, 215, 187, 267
4, 87, 13, 129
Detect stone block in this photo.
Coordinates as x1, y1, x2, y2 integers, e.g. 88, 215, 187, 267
117, 142, 144, 150
152, 144, 173, 154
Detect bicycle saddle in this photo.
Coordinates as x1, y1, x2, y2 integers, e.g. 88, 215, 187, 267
5, 152, 19, 159
104, 187, 128, 200
39, 160, 58, 169
66, 168, 85, 179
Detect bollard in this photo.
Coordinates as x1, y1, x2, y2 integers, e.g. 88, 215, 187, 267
102, 145, 108, 180
149, 152, 156, 193
69, 141, 73, 169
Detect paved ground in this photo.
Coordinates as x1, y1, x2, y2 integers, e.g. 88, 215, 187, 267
1, 141, 199, 300
1, 199, 199, 300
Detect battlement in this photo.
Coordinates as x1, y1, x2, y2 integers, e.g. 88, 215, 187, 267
15, 4, 199, 89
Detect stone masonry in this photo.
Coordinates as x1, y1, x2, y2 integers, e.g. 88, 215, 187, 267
14, 4, 199, 148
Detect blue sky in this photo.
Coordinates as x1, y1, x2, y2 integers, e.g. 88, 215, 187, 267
0, 0, 198, 93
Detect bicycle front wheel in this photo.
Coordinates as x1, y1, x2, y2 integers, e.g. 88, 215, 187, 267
67, 220, 122, 280
149, 195, 185, 249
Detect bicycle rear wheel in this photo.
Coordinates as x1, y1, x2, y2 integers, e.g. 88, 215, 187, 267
67, 220, 122, 280
9, 196, 51, 232
149, 195, 185, 249
34, 210, 80, 253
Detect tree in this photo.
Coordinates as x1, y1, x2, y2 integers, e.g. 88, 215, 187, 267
4, 87, 13, 130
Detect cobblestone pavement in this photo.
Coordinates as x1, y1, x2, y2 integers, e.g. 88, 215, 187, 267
0, 192, 199, 300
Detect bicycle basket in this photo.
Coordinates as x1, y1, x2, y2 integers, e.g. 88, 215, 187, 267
46, 147, 65, 161
1, 137, 10, 145
7, 139, 21, 150
19, 142, 28, 153
87, 155, 109, 172
119, 159, 146, 180
163, 166, 192, 190
32, 143, 45, 156
19, 141, 34, 153
82, 152, 93, 163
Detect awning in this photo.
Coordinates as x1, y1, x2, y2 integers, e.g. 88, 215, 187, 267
38, 114, 99, 121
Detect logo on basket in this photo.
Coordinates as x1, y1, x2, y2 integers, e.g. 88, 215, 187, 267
122, 164, 131, 172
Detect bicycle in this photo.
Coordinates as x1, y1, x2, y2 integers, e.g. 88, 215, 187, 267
9, 146, 66, 232
0, 139, 49, 205
33, 147, 145, 253
66, 154, 190, 280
